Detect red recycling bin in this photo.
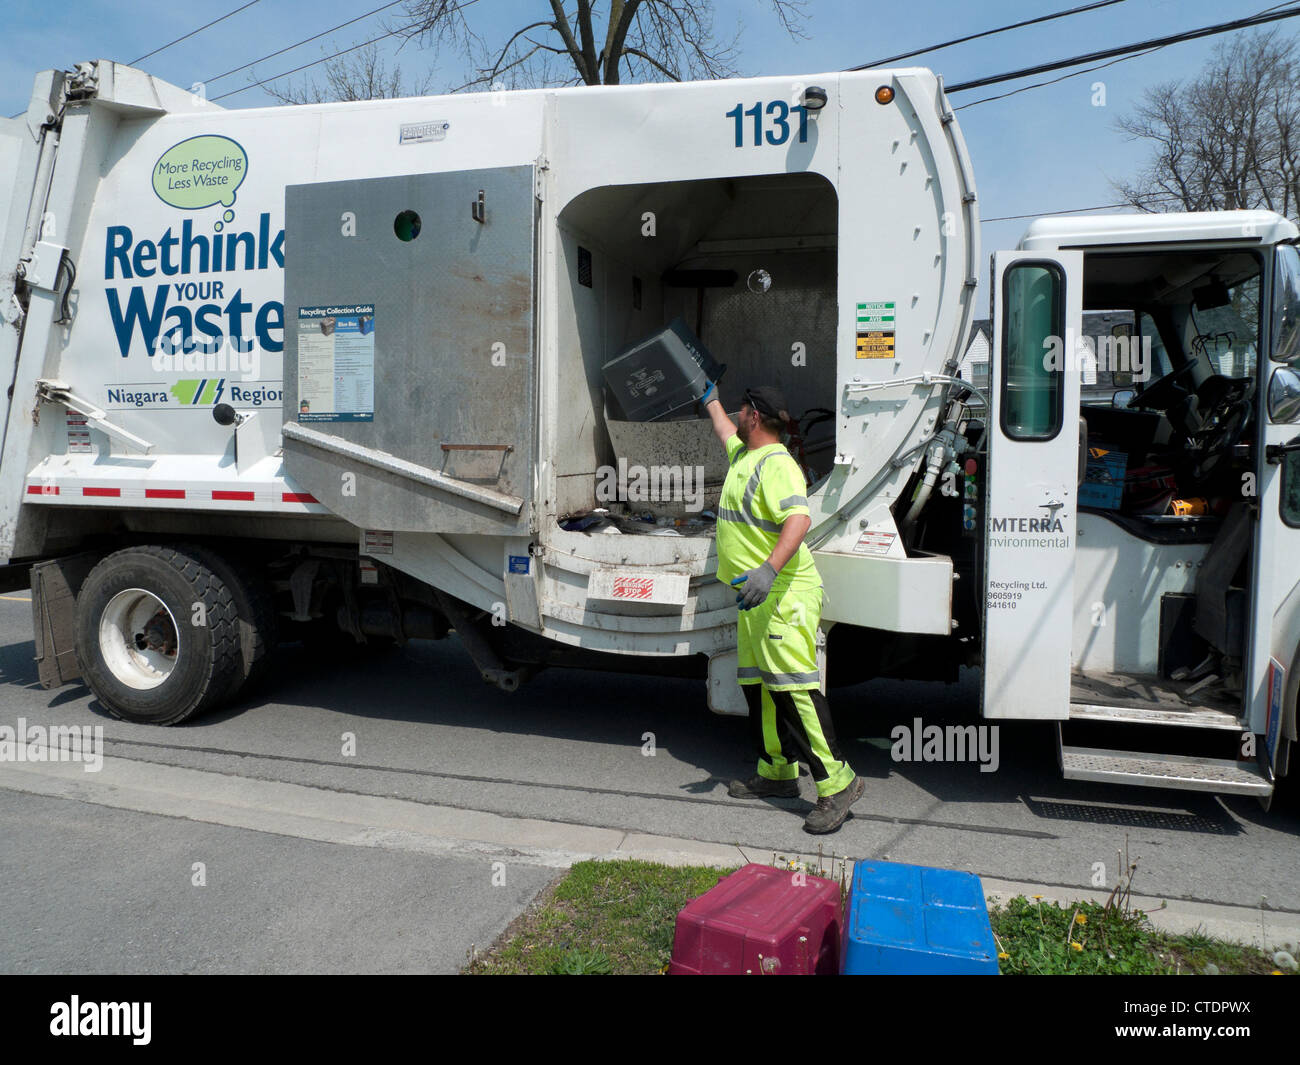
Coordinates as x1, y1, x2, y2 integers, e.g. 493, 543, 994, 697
669, 863, 841, 975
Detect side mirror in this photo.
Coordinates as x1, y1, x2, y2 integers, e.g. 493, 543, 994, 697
1112, 389, 1136, 409
1268, 366, 1300, 423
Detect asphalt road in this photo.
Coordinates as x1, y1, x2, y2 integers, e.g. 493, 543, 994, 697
1, 592, 1297, 973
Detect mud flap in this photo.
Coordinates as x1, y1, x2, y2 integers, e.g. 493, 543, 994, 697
31, 552, 98, 689
708, 650, 747, 716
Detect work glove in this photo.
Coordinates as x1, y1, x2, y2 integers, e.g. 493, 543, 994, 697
699, 380, 717, 407
731, 561, 777, 610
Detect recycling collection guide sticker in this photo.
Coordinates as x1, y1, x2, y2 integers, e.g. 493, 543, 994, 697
297, 305, 375, 422
855, 300, 895, 359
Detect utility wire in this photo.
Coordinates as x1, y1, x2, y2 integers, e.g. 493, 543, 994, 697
852, 0, 1129, 70
954, 45, 1165, 110
956, 0, 1300, 108
130, 1, 261, 64
946, 3, 1300, 94
203, 0, 407, 85
982, 194, 1186, 223
213, 0, 487, 103
211, 29, 399, 101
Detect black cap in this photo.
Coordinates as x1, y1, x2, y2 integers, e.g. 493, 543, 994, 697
743, 386, 789, 421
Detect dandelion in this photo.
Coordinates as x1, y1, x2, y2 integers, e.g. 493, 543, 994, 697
1070, 942, 1083, 952
1075, 913, 1087, 925
998, 952, 1010, 960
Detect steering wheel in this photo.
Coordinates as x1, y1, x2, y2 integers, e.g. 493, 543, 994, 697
1188, 393, 1252, 479
1128, 360, 1198, 412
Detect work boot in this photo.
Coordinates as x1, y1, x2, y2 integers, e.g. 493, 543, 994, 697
803, 776, 865, 834
728, 774, 799, 799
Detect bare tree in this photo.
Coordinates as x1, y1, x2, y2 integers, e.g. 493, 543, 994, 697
1113, 29, 1300, 219
264, 43, 435, 104
261, 0, 809, 103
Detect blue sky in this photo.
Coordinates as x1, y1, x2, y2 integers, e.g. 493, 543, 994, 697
2, 0, 1292, 297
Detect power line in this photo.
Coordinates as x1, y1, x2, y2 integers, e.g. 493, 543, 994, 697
954, 45, 1164, 110
211, 29, 399, 101
130, 1, 261, 65
982, 195, 1186, 223
946, 3, 1300, 94
957, 0, 1300, 108
852, 0, 1129, 70
203, 0, 407, 85
212, 0, 487, 103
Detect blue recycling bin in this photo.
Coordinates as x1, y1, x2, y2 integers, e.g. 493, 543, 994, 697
841, 860, 1000, 975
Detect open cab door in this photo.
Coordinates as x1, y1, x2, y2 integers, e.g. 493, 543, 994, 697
1255, 242, 1300, 788
983, 251, 1083, 719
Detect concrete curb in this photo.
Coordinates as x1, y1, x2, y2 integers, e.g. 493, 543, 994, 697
3, 751, 1297, 954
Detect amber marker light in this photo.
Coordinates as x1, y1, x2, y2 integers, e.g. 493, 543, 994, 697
875, 85, 895, 105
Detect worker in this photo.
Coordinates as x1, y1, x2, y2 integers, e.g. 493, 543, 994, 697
699, 382, 863, 834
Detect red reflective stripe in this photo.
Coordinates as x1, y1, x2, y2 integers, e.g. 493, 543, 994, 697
282, 492, 318, 503
27, 484, 58, 495
145, 489, 186, 499
82, 486, 121, 497
212, 490, 255, 501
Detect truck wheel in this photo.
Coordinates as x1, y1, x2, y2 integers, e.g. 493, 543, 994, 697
187, 545, 278, 700
74, 545, 241, 725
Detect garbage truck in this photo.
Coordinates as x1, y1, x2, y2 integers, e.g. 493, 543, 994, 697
2, 59, 1298, 799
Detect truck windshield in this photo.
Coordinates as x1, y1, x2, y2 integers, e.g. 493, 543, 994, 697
1136, 311, 1173, 381
1188, 273, 1260, 380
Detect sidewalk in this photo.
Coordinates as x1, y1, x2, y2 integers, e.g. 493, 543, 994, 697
2, 751, 1297, 957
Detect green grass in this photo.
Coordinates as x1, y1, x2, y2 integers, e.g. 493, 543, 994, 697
464, 858, 1294, 975
464, 859, 727, 975
988, 896, 1286, 975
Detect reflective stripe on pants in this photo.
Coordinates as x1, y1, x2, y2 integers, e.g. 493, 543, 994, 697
736, 580, 822, 691
744, 683, 855, 798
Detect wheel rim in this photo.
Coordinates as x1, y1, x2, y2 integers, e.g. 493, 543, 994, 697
99, 588, 181, 690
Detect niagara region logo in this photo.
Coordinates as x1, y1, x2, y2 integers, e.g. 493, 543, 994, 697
170, 379, 225, 405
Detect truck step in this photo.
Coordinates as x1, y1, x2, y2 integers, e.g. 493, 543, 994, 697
1059, 745, 1272, 796
1068, 702, 1242, 731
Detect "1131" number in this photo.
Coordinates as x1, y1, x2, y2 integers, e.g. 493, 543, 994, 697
725, 101, 810, 147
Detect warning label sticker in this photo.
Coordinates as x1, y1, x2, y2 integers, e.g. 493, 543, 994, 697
66, 412, 92, 454
855, 301, 896, 359
363, 529, 394, 555
853, 530, 897, 556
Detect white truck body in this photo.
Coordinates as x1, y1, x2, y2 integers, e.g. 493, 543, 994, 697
2, 60, 1296, 798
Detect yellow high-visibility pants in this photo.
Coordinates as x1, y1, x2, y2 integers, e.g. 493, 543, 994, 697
737, 582, 854, 797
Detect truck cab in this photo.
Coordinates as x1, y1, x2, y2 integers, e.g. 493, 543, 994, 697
975, 212, 1300, 797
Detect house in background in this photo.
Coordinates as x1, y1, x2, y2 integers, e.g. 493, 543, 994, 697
957, 318, 991, 402
956, 311, 1137, 409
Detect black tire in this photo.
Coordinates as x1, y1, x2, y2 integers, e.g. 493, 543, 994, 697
186, 544, 278, 700
74, 545, 241, 725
